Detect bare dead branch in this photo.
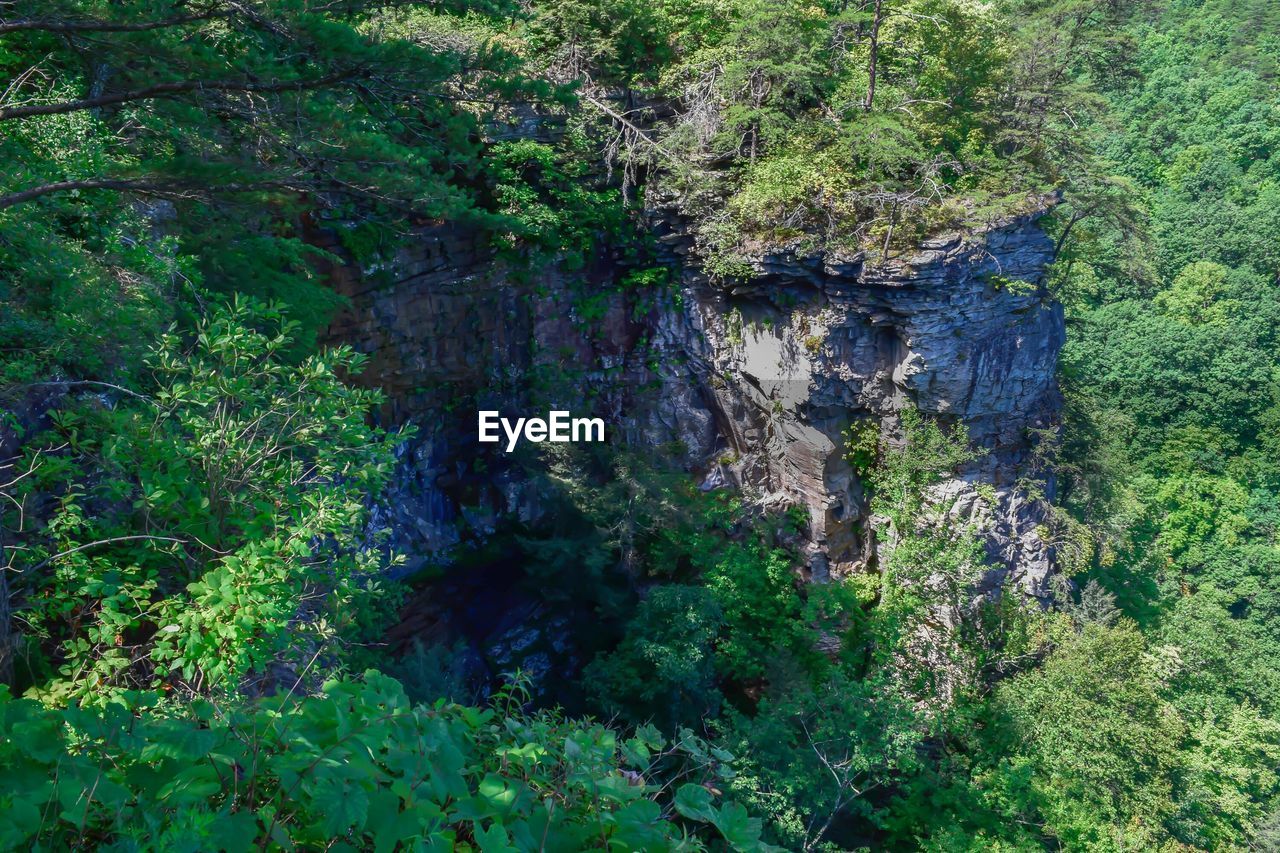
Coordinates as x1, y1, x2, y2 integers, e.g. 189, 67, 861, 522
12, 535, 189, 576
0, 176, 315, 210
24, 379, 157, 404
0, 8, 230, 35
581, 94, 678, 163
0, 69, 360, 121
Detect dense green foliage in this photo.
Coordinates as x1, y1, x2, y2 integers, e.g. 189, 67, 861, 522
0, 0, 551, 383
0, 308, 774, 850
10, 302, 403, 702
0, 673, 772, 850
5, 0, 1280, 849
1044, 0, 1280, 847
637, 0, 1111, 272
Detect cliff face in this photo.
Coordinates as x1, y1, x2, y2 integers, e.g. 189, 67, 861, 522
644, 205, 1063, 595
325, 204, 1063, 596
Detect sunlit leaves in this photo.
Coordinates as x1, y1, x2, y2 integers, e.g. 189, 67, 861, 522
0, 672, 772, 850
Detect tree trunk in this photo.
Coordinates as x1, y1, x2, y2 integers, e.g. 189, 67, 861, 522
864, 0, 884, 111
0, 529, 11, 687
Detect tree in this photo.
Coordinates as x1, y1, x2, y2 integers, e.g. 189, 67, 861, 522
725, 670, 922, 851
4, 300, 405, 701
585, 584, 725, 728
854, 408, 983, 619
984, 621, 1185, 848
0, 0, 530, 213
707, 0, 834, 161
0, 0, 546, 370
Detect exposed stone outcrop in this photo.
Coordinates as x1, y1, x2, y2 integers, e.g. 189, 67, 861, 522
325, 202, 1064, 598
325, 225, 658, 569
641, 203, 1063, 596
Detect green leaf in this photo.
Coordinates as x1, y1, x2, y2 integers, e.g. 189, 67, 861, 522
157, 765, 223, 803
674, 783, 717, 823
476, 821, 517, 852
712, 802, 767, 852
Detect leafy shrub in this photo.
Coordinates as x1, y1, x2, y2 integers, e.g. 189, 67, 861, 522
585, 585, 725, 728
0, 672, 778, 851
8, 301, 406, 702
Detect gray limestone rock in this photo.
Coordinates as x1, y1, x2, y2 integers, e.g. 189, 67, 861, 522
640, 203, 1062, 593
327, 203, 1063, 598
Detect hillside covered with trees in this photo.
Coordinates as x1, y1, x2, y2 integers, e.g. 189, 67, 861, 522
3, 0, 1280, 849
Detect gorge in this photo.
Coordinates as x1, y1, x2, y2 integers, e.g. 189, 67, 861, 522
7, 0, 1278, 847
324, 194, 1066, 691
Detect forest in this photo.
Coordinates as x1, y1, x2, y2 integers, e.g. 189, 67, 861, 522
3, 0, 1280, 849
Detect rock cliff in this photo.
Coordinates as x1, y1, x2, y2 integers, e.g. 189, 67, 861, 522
643, 203, 1063, 596
325, 202, 1063, 597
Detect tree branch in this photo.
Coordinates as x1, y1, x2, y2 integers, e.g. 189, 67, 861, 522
25, 380, 155, 404
0, 178, 189, 210
0, 8, 230, 35
10, 535, 189, 576
0, 69, 361, 121
580, 94, 678, 163
0, 176, 308, 210
1052, 209, 1089, 261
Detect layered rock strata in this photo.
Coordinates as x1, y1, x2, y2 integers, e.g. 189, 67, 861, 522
326, 205, 1064, 596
